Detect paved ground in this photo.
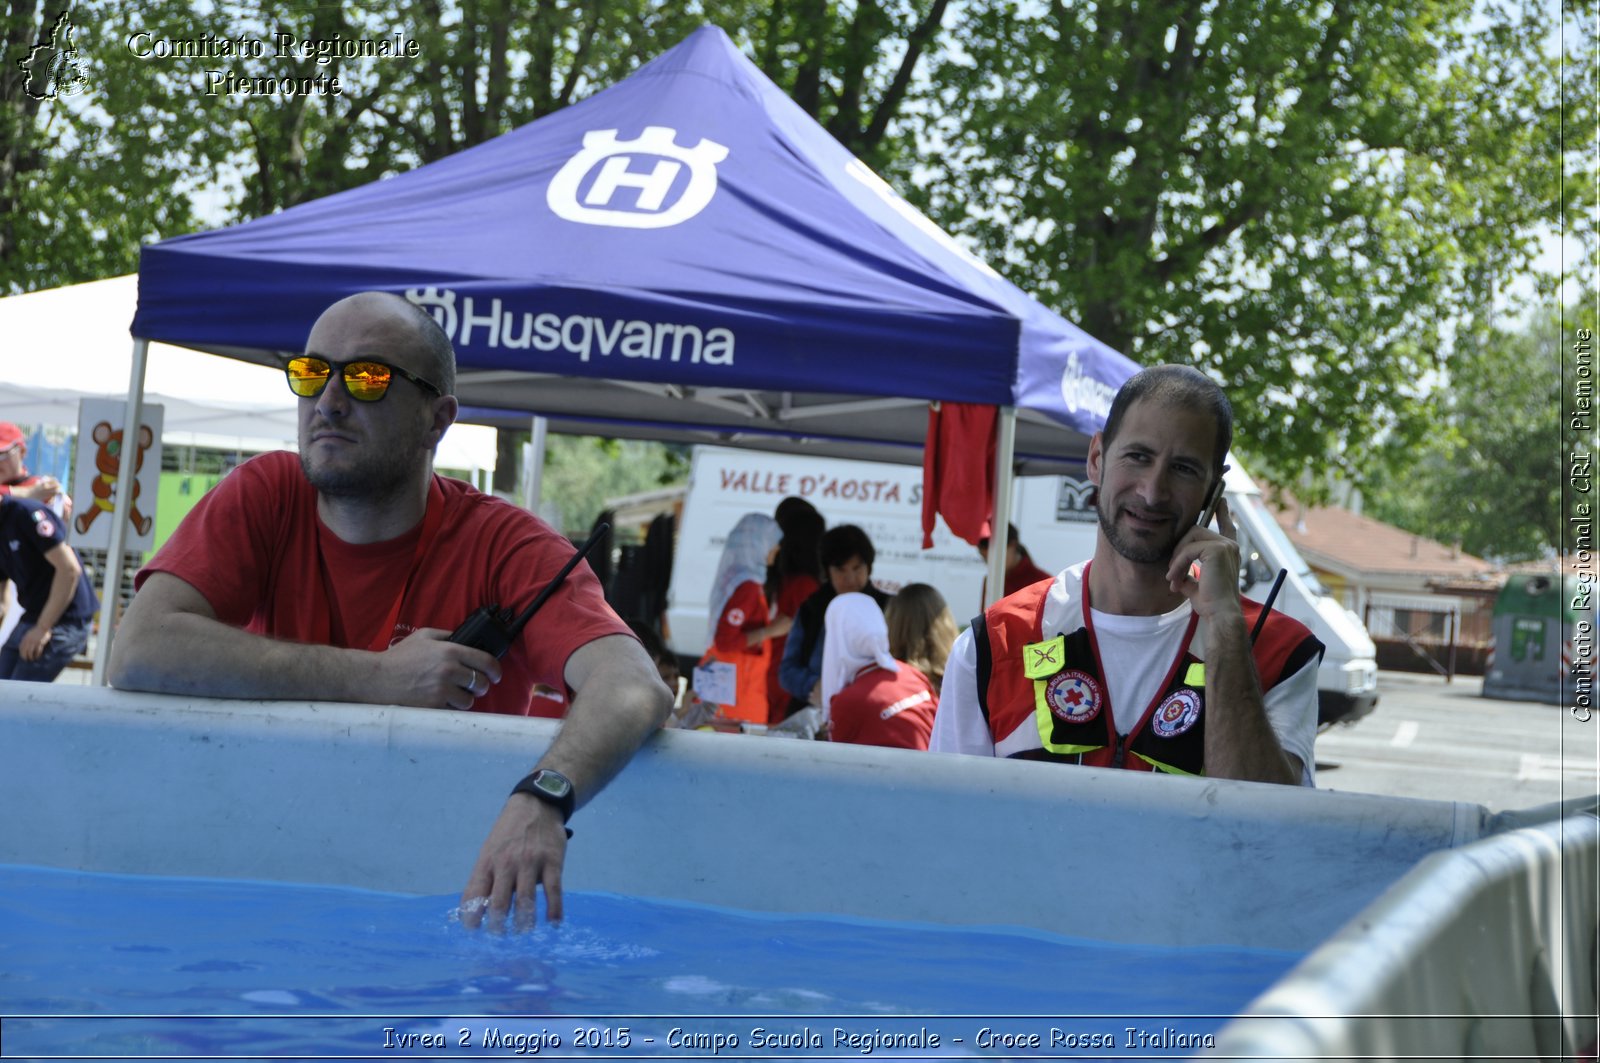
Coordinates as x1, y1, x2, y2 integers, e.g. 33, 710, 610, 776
1313, 670, 1600, 812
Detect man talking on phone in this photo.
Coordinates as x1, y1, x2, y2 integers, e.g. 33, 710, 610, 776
931, 365, 1321, 785
110, 291, 672, 926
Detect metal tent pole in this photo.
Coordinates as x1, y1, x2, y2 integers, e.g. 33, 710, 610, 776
523, 414, 548, 516
984, 405, 1017, 609
92, 337, 149, 685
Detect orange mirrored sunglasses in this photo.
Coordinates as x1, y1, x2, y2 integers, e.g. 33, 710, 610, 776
284, 355, 442, 402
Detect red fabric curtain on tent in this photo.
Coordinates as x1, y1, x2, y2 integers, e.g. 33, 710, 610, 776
921, 401, 996, 548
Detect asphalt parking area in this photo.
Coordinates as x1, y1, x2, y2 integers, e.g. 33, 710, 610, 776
1313, 670, 1598, 812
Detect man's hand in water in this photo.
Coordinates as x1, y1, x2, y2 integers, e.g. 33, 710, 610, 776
459, 793, 568, 930
455, 635, 671, 931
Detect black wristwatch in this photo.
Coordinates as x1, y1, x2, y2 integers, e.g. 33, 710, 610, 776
511, 768, 576, 829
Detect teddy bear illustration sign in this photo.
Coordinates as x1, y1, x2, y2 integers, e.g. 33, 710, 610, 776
70, 398, 164, 553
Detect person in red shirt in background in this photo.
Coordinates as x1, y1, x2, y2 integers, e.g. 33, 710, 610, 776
978, 522, 1051, 597
766, 497, 823, 721
701, 512, 789, 723
821, 591, 939, 750
0, 422, 72, 520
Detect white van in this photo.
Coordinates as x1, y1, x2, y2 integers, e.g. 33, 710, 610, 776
664, 446, 1379, 727
663, 446, 986, 656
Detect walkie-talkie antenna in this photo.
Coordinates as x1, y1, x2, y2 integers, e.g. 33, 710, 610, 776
505, 521, 611, 638
448, 522, 612, 659
1250, 568, 1288, 645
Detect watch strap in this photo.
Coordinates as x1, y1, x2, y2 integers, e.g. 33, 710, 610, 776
510, 769, 576, 835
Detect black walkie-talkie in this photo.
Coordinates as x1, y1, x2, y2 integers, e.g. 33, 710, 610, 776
448, 522, 611, 658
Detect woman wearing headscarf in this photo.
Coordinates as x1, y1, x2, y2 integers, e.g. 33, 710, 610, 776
698, 512, 788, 723
820, 592, 939, 750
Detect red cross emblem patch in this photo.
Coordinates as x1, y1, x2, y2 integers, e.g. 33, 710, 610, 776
1044, 669, 1102, 724
1151, 689, 1203, 737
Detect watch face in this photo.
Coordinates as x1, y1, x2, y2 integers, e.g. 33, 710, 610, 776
534, 771, 571, 798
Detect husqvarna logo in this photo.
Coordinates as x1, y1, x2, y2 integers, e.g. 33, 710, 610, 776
546, 126, 729, 229
1060, 351, 1118, 419
408, 287, 457, 338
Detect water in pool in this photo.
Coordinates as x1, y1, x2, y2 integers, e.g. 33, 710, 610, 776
1, 863, 1300, 1058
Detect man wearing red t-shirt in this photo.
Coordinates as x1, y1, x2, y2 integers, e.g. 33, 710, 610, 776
109, 292, 671, 931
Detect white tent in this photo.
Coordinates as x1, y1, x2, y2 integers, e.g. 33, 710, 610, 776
0, 275, 498, 471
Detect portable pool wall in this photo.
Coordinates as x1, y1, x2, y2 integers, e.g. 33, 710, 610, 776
1, 681, 1595, 1058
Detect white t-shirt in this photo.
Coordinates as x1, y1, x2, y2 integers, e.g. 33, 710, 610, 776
931, 563, 1318, 786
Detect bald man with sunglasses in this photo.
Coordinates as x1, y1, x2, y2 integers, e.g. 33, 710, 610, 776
111, 292, 672, 930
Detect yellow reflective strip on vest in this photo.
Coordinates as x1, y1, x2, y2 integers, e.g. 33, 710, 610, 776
1130, 750, 1202, 777
1184, 662, 1205, 687
1032, 679, 1103, 756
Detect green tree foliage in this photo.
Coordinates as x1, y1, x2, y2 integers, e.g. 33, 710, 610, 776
7, 0, 955, 490
0, 0, 215, 291
746, 0, 951, 168
906, 0, 1588, 492
3, 0, 1585, 508
539, 434, 687, 536
28, 0, 948, 228
1364, 305, 1590, 562
75, 0, 729, 219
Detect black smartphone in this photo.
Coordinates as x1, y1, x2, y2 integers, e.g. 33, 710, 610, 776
1197, 475, 1226, 528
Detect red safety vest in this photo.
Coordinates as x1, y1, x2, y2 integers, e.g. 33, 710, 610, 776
975, 566, 1321, 774
696, 640, 774, 725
